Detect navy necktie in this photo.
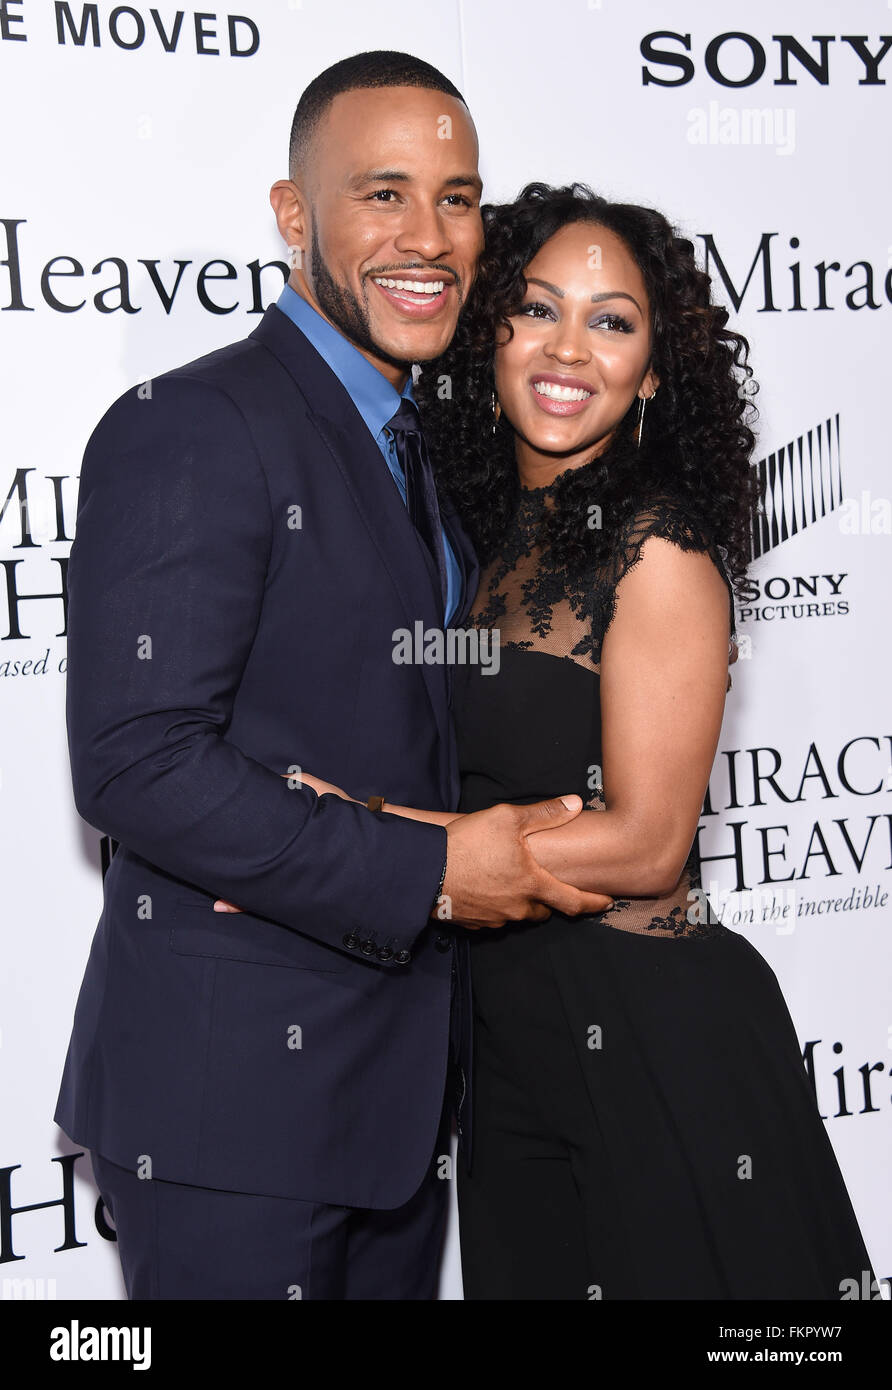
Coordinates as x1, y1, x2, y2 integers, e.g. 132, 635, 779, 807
386, 398, 449, 619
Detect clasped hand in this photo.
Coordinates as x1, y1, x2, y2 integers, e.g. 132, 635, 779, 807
212, 773, 613, 928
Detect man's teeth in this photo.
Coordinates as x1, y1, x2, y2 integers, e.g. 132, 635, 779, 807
373, 277, 446, 295
533, 380, 592, 402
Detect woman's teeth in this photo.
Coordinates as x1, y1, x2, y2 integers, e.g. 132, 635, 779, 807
373, 277, 446, 302
533, 380, 592, 402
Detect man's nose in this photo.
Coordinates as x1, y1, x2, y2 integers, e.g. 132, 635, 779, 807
393, 203, 454, 262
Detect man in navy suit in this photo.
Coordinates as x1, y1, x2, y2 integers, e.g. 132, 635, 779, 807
54, 51, 608, 1299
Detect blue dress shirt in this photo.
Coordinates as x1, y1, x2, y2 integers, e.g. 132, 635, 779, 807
275, 284, 460, 626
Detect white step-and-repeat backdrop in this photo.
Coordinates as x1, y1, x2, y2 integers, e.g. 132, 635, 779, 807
1, 0, 889, 1299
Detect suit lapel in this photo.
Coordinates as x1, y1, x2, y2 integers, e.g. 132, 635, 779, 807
249, 307, 454, 787
440, 492, 479, 629
437, 493, 479, 711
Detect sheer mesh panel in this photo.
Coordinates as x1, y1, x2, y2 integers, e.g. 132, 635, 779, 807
468, 487, 737, 940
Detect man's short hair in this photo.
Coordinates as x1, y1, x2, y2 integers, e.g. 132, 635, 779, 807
289, 50, 468, 179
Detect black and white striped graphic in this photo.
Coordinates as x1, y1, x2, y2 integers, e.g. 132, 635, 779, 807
750, 414, 842, 561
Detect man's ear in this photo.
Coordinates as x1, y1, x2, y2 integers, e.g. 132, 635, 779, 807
269, 179, 309, 260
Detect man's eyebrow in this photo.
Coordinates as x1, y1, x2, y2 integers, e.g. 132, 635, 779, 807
347, 169, 410, 187
526, 277, 643, 314
445, 173, 484, 194
346, 168, 483, 194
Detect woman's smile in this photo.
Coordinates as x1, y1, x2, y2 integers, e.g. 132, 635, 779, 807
529, 370, 596, 415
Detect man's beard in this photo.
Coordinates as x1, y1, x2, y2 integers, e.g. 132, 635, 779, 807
309, 222, 445, 371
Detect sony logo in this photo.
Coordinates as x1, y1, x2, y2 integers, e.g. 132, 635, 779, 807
641, 32, 892, 88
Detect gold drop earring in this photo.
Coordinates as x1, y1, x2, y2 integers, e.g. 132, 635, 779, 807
637, 386, 657, 449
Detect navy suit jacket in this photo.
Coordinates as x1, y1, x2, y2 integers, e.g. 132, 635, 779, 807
54, 304, 478, 1208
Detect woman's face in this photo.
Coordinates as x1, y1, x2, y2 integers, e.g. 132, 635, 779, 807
493, 221, 659, 473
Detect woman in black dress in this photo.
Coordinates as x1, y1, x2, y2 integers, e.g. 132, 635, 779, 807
217, 182, 876, 1300
413, 182, 876, 1300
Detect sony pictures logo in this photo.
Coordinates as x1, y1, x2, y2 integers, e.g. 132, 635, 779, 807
737, 413, 861, 627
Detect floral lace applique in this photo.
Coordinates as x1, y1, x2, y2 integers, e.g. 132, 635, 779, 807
470, 488, 736, 675
472, 487, 734, 940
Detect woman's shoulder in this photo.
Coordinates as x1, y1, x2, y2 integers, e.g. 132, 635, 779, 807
591, 492, 737, 651
605, 492, 734, 600
614, 492, 718, 561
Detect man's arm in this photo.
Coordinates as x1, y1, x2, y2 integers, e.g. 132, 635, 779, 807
66, 376, 448, 959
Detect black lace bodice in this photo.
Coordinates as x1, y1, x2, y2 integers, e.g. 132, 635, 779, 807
454, 487, 736, 939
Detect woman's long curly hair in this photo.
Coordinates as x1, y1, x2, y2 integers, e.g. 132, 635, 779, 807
415, 182, 761, 598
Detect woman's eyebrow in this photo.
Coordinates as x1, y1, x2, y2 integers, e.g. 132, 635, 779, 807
525, 277, 642, 314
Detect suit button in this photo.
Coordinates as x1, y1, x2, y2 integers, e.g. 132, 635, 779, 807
360, 938, 377, 955
343, 933, 359, 950
435, 934, 452, 952
376, 945, 394, 961
394, 949, 411, 965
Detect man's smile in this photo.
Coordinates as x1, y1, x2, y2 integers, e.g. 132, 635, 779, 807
369, 271, 455, 318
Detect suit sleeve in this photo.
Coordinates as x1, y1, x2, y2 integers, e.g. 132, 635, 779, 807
65, 375, 447, 961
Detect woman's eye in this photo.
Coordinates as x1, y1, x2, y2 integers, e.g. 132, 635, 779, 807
519, 300, 554, 320
518, 303, 634, 332
593, 313, 634, 333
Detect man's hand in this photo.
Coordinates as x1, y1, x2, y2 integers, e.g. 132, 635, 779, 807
437, 795, 614, 930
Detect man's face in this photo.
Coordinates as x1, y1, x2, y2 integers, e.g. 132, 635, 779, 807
290, 85, 483, 380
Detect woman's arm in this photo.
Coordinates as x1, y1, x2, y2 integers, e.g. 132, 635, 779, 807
525, 537, 732, 898
286, 772, 463, 827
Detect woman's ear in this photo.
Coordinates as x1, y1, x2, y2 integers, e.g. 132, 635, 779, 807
639, 366, 660, 398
